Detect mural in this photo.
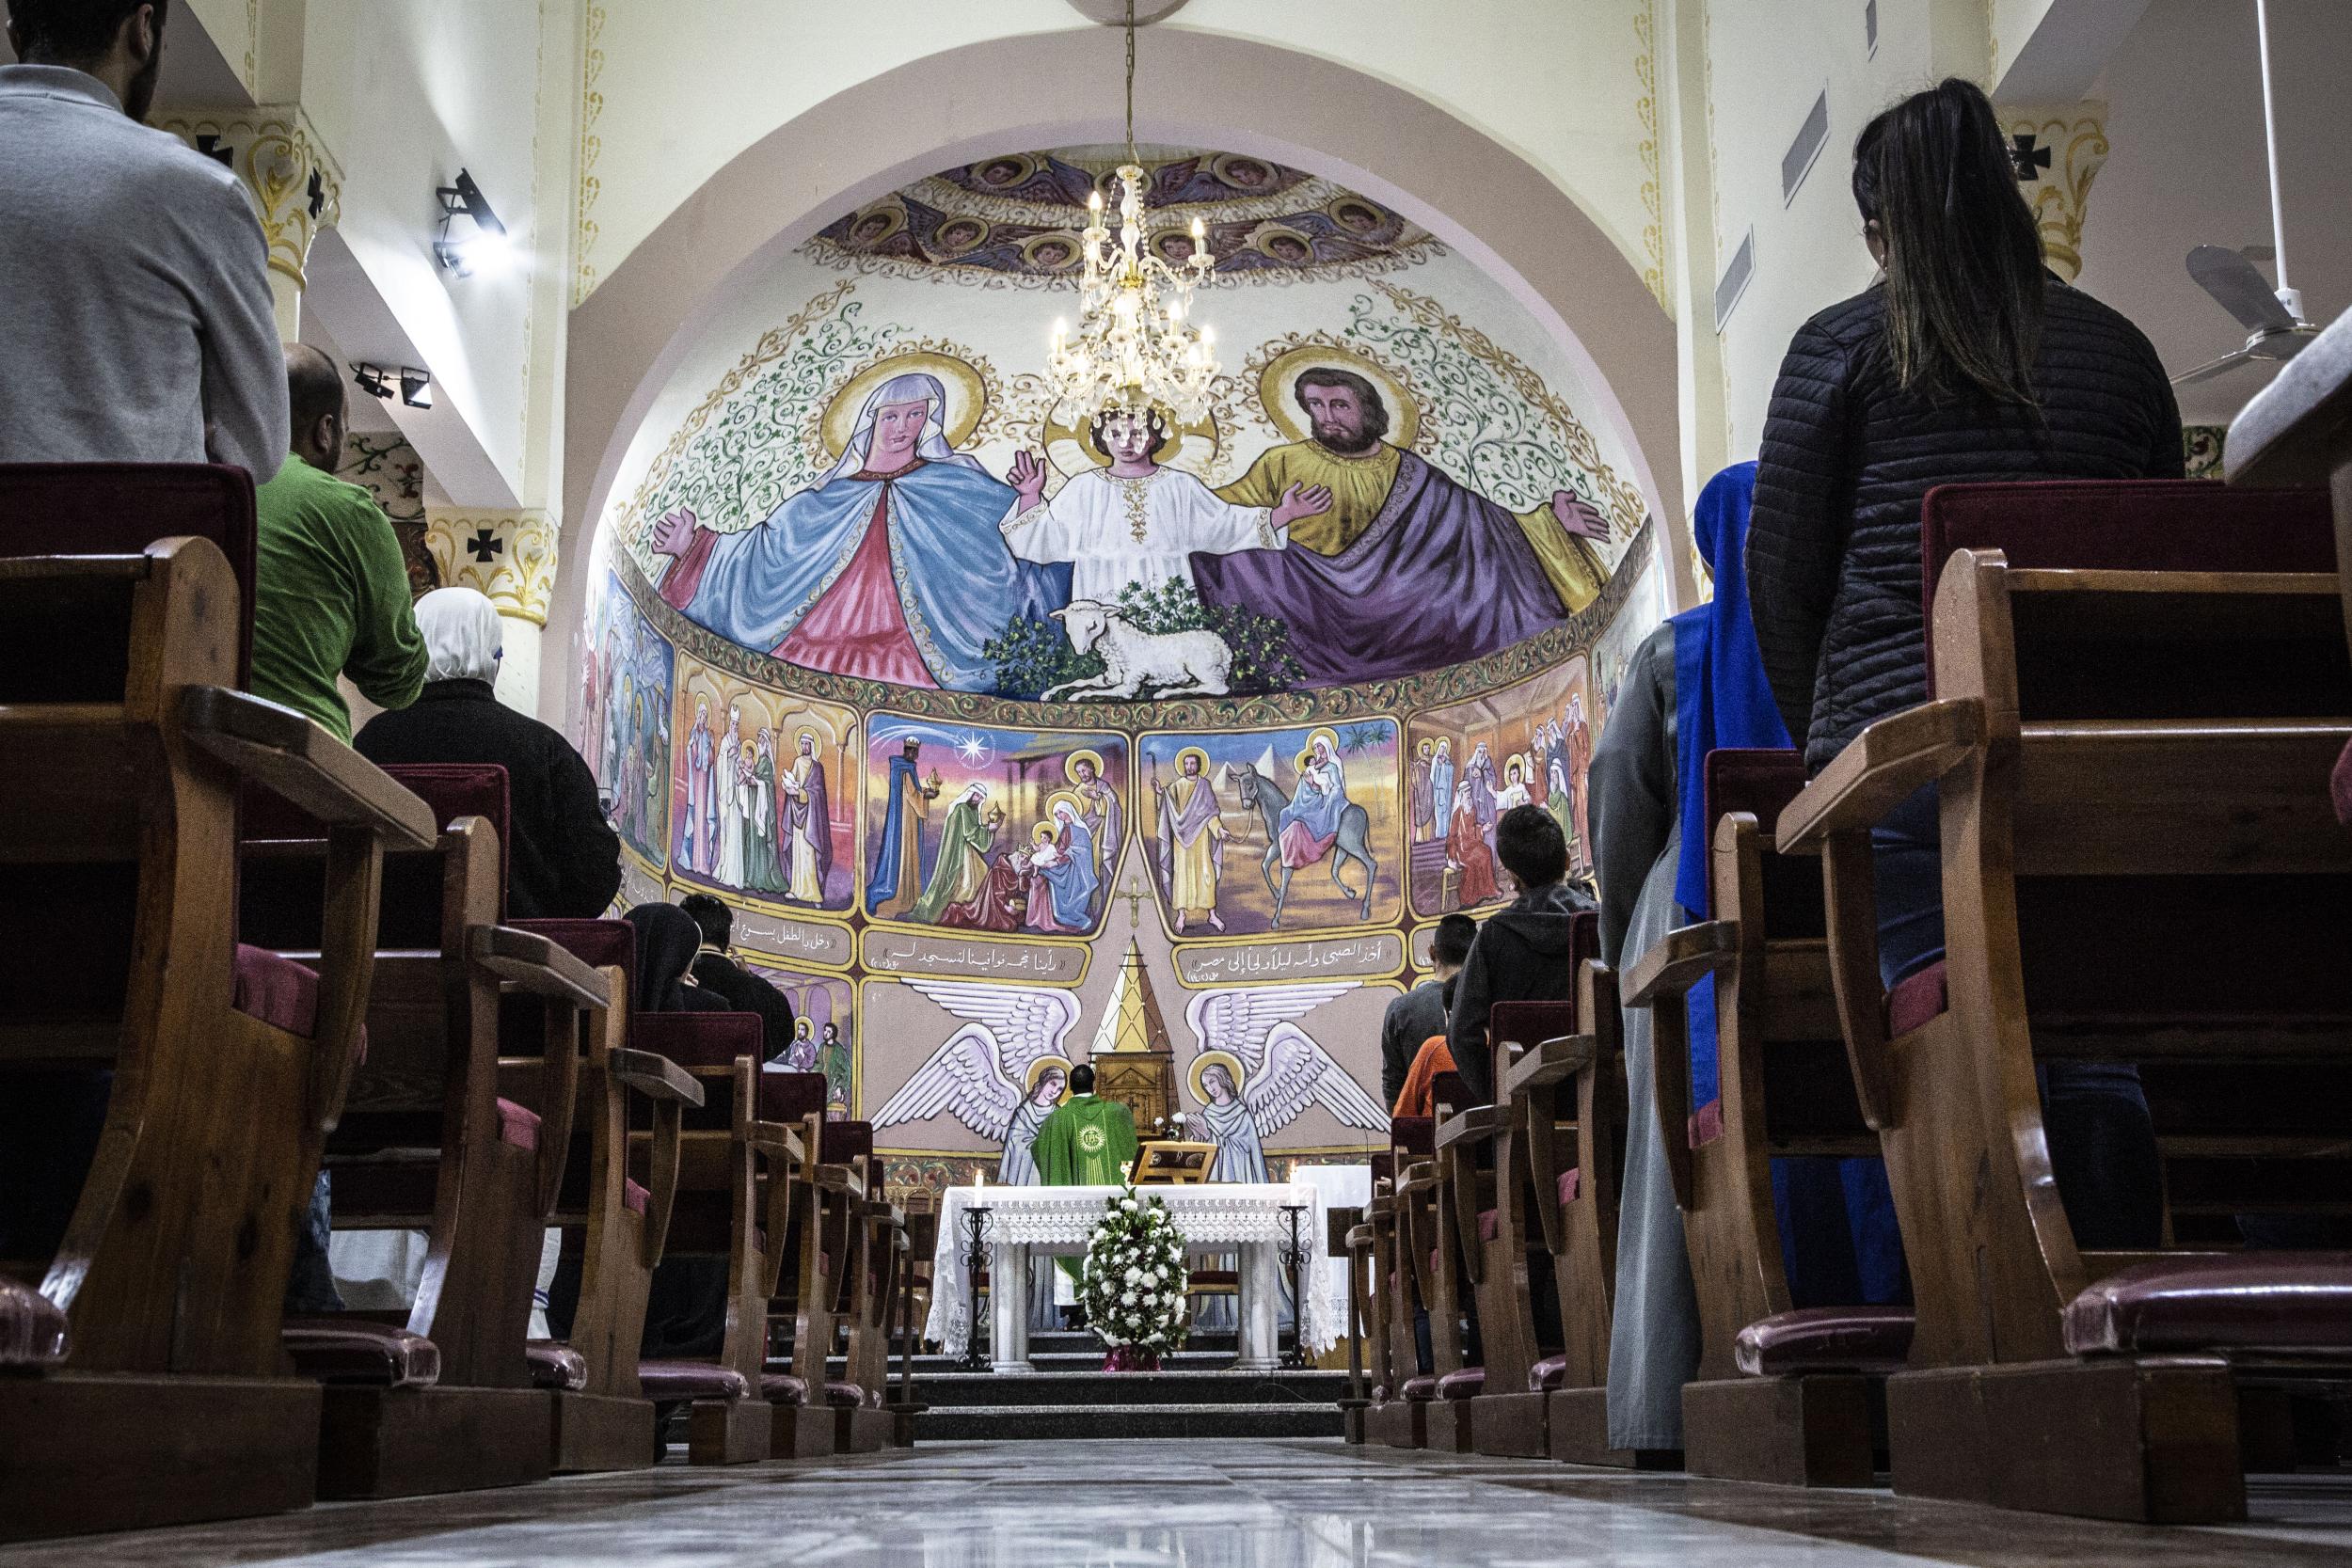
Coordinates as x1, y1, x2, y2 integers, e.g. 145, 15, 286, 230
578, 147, 1675, 1169
863, 715, 1128, 935
747, 962, 856, 1117
1407, 659, 1597, 916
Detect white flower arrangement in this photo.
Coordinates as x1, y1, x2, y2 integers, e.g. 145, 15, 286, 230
1080, 1185, 1190, 1360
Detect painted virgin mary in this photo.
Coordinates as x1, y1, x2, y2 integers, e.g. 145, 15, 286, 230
1276, 729, 1348, 868
651, 371, 1062, 691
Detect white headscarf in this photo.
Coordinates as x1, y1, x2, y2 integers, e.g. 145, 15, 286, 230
415, 587, 502, 683
811, 372, 986, 490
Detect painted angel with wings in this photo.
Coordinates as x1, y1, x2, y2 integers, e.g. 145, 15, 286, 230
870, 981, 1080, 1185
1183, 983, 1391, 1182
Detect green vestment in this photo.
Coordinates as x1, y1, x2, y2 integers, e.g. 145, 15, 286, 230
910, 798, 994, 923
1030, 1094, 1140, 1186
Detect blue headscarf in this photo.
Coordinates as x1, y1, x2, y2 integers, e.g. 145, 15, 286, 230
1671, 462, 1790, 915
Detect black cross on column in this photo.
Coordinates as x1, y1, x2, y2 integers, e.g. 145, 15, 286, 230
465, 528, 503, 563
2009, 133, 2052, 182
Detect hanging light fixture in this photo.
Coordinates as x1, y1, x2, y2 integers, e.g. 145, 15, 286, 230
1042, 0, 1219, 423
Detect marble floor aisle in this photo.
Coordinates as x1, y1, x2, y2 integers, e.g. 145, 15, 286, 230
5, 1441, 2350, 1567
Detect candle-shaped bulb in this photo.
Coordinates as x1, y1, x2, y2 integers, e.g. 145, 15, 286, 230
1089, 190, 1103, 212
1191, 215, 1205, 242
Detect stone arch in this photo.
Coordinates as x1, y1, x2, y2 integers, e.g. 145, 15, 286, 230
555, 25, 1683, 715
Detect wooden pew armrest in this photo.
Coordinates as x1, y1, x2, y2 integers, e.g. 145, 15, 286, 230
745, 1119, 806, 1165
1434, 1106, 1507, 1150
1502, 1034, 1597, 1096
610, 1048, 706, 1105
470, 926, 611, 1009
1773, 697, 1984, 853
1622, 920, 1738, 1006
178, 687, 436, 850
810, 1164, 857, 1193
1397, 1161, 1440, 1195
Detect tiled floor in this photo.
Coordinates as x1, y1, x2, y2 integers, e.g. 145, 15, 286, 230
6, 1441, 2350, 1566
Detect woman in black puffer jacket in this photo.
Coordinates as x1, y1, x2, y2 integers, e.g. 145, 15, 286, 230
1746, 78, 2177, 1250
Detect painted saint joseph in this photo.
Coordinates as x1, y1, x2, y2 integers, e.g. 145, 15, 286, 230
651, 372, 1060, 691
1153, 747, 1226, 934
1193, 368, 1613, 684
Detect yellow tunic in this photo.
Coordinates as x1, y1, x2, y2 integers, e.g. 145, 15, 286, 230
1162, 774, 1224, 919
1215, 440, 1608, 615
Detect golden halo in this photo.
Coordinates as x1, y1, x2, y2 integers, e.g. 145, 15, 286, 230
1043, 788, 1087, 822
1506, 756, 1525, 780
841, 201, 907, 248
1294, 750, 1314, 773
818, 351, 988, 461
1172, 746, 1211, 774
795, 728, 818, 750
1187, 1049, 1248, 1108
1065, 749, 1105, 783
1305, 726, 1341, 757
1416, 738, 1434, 758
1018, 230, 1085, 272
1258, 342, 1421, 451
1248, 221, 1317, 264
1042, 401, 1222, 476
1030, 821, 1058, 847
1024, 1053, 1073, 1096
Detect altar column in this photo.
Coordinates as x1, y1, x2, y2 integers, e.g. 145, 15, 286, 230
425, 508, 559, 717
151, 106, 342, 338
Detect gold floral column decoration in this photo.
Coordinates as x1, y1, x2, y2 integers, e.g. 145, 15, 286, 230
424, 509, 559, 626
1997, 104, 2109, 284
153, 106, 342, 333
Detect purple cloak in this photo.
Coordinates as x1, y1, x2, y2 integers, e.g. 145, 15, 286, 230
1190, 449, 1569, 685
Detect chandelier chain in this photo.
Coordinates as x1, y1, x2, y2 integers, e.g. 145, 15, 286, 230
1125, 0, 1136, 165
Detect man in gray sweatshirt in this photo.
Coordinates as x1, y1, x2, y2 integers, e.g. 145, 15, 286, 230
0, 0, 286, 478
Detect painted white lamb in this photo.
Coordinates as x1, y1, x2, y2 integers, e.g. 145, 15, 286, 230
1041, 599, 1235, 702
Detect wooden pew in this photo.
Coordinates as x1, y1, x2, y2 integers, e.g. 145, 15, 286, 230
0, 535, 434, 1540
1352, 1157, 1403, 1445
885, 1196, 934, 1447
629, 1014, 802, 1465
1363, 1119, 1438, 1449
1406, 1072, 1478, 1452
241, 760, 610, 1498
1621, 749, 1908, 1485
821, 1120, 899, 1453
1775, 480, 2347, 1522
1331, 1203, 1372, 1443
760, 1070, 847, 1458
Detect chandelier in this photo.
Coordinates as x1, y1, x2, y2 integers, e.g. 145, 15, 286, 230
1044, 0, 1219, 424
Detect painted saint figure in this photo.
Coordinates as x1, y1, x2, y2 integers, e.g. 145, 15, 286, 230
1034, 796, 1100, 930
999, 404, 1327, 604
783, 1015, 819, 1072
1495, 754, 1533, 812
1153, 747, 1226, 934
913, 784, 999, 925
778, 729, 833, 904
1408, 738, 1434, 844
714, 705, 749, 887
1065, 749, 1122, 885
743, 729, 789, 895
867, 737, 941, 918
1191, 367, 1613, 684
1446, 780, 1501, 907
1276, 729, 1349, 869
996, 1058, 1069, 1188
680, 697, 717, 874
1564, 693, 1595, 868
1428, 737, 1454, 843
652, 372, 1061, 691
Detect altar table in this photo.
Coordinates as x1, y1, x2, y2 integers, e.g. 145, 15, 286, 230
923, 1183, 1328, 1373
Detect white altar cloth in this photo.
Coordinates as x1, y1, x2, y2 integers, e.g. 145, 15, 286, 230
923, 1183, 1329, 1373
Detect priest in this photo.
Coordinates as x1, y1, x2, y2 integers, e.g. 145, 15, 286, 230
1194, 368, 1613, 685
1030, 1062, 1139, 1186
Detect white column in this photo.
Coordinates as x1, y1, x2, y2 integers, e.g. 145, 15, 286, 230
1236, 1239, 1280, 1371
991, 1242, 1034, 1373
151, 105, 342, 338
425, 508, 558, 717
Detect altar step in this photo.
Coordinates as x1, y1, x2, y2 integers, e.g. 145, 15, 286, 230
917, 1398, 1343, 1442
917, 1368, 1345, 1408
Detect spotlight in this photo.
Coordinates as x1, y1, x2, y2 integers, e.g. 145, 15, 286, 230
435, 167, 510, 277
399, 368, 433, 410
353, 362, 393, 400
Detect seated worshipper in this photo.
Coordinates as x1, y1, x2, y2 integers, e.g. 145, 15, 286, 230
678, 893, 795, 1062
0, 0, 285, 475
1381, 912, 1478, 1107
251, 345, 429, 743
546, 903, 731, 1350
1446, 805, 1596, 1107
1746, 79, 2176, 1250
1391, 1022, 1457, 1122
355, 587, 621, 919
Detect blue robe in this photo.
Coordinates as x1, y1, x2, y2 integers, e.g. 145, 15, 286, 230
666, 460, 1059, 692
867, 754, 923, 914
1279, 763, 1348, 842
1038, 820, 1100, 928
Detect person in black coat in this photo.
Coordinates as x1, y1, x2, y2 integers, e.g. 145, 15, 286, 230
1744, 79, 2173, 1249
1446, 806, 1597, 1108
355, 588, 622, 920
678, 893, 794, 1064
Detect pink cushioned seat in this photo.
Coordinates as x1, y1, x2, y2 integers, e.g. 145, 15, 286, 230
1885, 961, 1947, 1037
1527, 1354, 1568, 1393
762, 1371, 808, 1405
2334, 738, 2352, 827
2061, 1253, 2352, 1357
1400, 1375, 1438, 1402
1476, 1209, 1500, 1243
637, 1360, 750, 1402
0, 1278, 69, 1367
1436, 1367, 1486, 1401
232, 944, 364, 1062
1734, 1306, 1915, 1377
823, 1380, 865, 1409
525, 1339, 589, 1391
623, 1178, 650, 1216
281, 1318, 441, 1387
1556, 1169, 1581, 1208
495, 1097, 540, 1151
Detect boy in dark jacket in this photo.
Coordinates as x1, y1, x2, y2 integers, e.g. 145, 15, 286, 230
1448, 805, 1596, 1106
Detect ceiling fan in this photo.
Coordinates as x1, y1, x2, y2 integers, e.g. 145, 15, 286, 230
2172, 0, 2318, 387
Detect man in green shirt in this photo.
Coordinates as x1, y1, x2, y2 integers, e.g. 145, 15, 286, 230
250, 344, 427, 742
1030, 1062, 1139, 1186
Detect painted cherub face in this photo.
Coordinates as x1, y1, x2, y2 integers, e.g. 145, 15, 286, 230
1099, 412, 1158, 466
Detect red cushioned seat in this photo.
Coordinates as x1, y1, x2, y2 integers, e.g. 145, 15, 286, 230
1556, 1169, 1581, 1207
2334, 738, 2352, 827
1436, 1367, 1485, 1401
0, 1278, 69, 1368
495, 1097, 540, 1152
2061, 1253, 2352, 1357
640, 1012, 763, 1069
1688, 1100, 1724, 1148
1369, 1151, 1396, 1185
623, 1178, 650, 1216
1400, 1375, 1438, 1402
637, 1360, 750, 1402
232, 944, 364, 1067
1391, 1116, 1436, 1159
1476, 1209, 1500, 1243
1734, 1306, 1915, 1377
281, 1318, 441, 1387
1527, 1354, 1568, 1393
1885, 961, 1947, 1037
826, 1120, 875, 1164
525, 1339, 589, 1391
762, 1372, 808, 1405
1491, 1001, 1578, 1051
377, 765, 511, 908
823, 1380, 865, 1409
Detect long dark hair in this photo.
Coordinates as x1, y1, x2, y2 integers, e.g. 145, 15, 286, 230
1852, 78, 2045, 405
